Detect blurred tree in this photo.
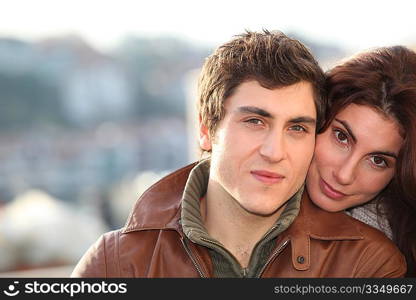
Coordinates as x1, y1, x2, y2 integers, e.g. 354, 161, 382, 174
113, 36, 211, 119
0, 71, 67, 131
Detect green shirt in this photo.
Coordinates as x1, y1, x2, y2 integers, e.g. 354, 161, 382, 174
181, 159, 302, 277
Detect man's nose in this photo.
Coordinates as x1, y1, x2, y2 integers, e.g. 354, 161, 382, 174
259, 131, 287, 163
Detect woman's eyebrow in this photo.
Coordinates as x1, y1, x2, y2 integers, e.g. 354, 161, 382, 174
369, 151, 398, 159
334, 118, 398, 158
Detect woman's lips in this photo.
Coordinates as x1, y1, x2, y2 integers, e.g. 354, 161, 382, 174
251, 170, 285, 184
319, 178, 347, 199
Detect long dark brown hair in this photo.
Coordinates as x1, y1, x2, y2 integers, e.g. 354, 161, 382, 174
324, 45, 416, 277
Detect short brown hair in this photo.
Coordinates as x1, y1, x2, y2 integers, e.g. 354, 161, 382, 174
197, 30, 326, 138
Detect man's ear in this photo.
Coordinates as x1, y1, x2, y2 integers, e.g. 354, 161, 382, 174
199, 116, 212, 151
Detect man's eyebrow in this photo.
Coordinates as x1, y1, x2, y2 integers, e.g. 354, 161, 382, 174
237, 106, 272, 118
237, 107, 316, 125
289, 116, 316, 125
334, 118, 357, 143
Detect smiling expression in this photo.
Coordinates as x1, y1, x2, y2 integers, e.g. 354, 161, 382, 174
306, 103, 404, 212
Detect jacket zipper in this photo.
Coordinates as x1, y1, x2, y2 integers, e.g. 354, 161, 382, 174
180, 237, 206, 278
200, 236, 247, 278
256, 239, 290, 278
201, 230, 287, 278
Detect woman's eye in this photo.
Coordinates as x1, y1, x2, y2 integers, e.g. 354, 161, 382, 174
370, 156, 388, 168
334, 129, 349, 144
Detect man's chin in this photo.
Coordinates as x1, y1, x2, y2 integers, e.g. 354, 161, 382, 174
242, 201, 287, 218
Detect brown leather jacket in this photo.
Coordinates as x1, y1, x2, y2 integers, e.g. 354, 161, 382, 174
71, 163, 406, 277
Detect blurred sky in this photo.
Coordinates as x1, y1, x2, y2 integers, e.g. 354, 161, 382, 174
1, 0, 415, 54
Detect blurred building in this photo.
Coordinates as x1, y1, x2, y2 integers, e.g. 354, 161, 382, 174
0, 32, 346, 274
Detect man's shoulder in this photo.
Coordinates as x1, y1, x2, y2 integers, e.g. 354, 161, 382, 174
71, 228, 166, 277
341, 214, 406, 277
123, 162, 197, 232
292, 193, 406, 277
298, 192, 402, 251
343, 211, 399, 252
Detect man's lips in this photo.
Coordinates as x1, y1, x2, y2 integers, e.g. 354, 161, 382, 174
319, 178, 347, 199
251, 170, 285, 184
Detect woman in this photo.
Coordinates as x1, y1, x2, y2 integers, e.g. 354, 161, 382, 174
306, 45, 416, 277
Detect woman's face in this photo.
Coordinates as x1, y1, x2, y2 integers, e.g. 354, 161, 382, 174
306, 103, 403, 212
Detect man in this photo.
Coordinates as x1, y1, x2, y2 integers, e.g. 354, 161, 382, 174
72, 30, 405, 277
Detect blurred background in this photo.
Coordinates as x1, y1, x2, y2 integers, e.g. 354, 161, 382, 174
0, 0, 415, 277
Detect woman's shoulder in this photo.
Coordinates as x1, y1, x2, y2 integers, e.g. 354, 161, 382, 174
346, 201, 393, 240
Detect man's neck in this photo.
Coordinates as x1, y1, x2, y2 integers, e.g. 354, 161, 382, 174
201, 178, 287, 267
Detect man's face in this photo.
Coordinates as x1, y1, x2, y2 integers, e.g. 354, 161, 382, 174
199, 80, 316, 216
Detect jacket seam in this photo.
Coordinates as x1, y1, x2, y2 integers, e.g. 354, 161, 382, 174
115, 230, 121, 277
356, 243, 405, 277
307, 214, 364, 240
307, 234, 310, 268
189, 241, 210, 277
355, 244, 376, 276
103, 234, 108, 278
309, 234, 363, 240
305, 209, 311, 270
147, 230, 164, 277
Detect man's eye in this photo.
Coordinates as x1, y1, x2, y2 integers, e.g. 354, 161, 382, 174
334, 129, 349, 145
289, 125, 306, 132
244, 118, 264, 125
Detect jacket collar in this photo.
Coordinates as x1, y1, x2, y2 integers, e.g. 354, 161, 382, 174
122, 162, 364, 242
